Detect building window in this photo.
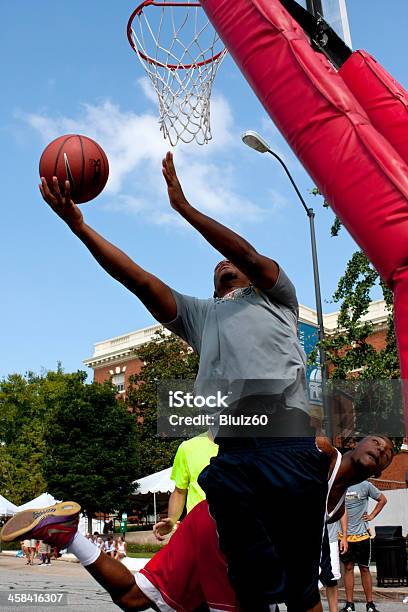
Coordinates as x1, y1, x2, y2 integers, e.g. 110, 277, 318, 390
112, 373, 125, 393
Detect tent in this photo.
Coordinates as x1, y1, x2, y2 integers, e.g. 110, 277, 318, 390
0, 494, 17, 516
133, 468, 174, 522
17, 492, 59, 512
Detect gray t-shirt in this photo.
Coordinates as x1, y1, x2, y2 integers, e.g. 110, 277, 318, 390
345, 481, 381, 537
165, 266, 309, 414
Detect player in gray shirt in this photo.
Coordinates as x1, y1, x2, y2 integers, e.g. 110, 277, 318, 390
39, 151, 324, 611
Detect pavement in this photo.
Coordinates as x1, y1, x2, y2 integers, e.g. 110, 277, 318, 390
1, 552, 407, 611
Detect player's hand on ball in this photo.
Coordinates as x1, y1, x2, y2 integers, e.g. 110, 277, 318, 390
153, 517, 175, 541
162, 152, 189, 212
39, 177, 84, 233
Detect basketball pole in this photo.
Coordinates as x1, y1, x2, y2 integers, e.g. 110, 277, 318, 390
242, 131, 333, 441
306, 0, 323, 16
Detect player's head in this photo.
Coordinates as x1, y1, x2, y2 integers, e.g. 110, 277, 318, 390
350, 435, 394, 478
213, 260, 250, 298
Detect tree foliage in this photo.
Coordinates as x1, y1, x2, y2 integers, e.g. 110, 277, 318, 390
43, 372, 139, 518
311, 191, 402, 442
0, 369, 68, 504
127, 331, 199, 477
311, 189, 399, 380
0, 368, 140, 514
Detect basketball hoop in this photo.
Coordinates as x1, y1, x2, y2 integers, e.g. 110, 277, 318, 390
127, 1, 227, 146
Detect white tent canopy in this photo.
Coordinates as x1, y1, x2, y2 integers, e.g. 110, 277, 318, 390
134, 467, 174, 495
0, 494, 17, 515
17, 492, 59, 512
133, 468, 174, 523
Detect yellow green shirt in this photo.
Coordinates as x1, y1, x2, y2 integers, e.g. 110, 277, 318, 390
171, 434, 218, 513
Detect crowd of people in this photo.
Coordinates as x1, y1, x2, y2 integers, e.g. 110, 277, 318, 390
20, 539, 57, 566
85, 532, 127, 562
19, 530, 127, 566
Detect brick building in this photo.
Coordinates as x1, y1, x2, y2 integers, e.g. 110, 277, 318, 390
84, 323, 166, 395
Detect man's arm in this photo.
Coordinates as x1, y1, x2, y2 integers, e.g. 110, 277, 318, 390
162, 153, 279, 289
363, 492, 387, 522
39, 178, 177, 323
339, 509, 348, 554
153, 487, 187, 541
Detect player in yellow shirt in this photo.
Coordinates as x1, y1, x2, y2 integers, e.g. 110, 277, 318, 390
153, 432, 218, 541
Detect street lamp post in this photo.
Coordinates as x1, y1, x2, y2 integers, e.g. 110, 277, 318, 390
242, 130, 332, 440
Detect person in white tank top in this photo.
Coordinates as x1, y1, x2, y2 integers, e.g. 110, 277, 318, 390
115, 536, 127, 562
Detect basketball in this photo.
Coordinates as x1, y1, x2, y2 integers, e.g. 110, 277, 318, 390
39, 134, 109, 203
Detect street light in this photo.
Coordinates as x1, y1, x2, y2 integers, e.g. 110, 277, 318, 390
242, 130, 332, 440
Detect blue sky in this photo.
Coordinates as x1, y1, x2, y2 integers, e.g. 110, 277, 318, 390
1, 0, 407, 379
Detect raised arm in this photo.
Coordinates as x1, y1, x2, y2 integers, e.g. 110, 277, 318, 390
39, 177, 177, 323
363, 492, 387, 522
162, 152, 279, 290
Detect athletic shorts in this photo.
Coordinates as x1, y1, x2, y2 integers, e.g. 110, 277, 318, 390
340, 538, 371, 567
319, 528, 340, 588
135, 500, 237, 612
198, 437, 329, 612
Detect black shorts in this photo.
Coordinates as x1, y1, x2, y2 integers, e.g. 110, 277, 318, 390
198, 437, 329, 612
340, 538, 372, 567
319, 527, 337, 588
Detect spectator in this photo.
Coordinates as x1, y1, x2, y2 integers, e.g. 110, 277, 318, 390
96, 536, 105, 551
339, 481, 387, 612
27, 539, 36, 566
38, 540, 52, 566
20, 540, 29, 561
115, 536, 127, 562
104, 536, 116, 558
153, 432, 218, 541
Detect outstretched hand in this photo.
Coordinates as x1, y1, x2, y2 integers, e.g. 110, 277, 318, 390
39, 177, 84, 233
162, 152, 190, 213
153, 517, 175, 542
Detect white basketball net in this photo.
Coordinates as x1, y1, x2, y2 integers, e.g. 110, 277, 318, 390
128, 1, 227, 146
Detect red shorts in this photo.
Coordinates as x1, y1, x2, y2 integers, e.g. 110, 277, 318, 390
135, 500, 236, 611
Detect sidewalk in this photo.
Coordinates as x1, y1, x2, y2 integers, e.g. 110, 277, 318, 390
2, 552, 407, 604
336, 569, 407, 604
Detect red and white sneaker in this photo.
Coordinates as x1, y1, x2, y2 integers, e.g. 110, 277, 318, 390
0, 501, 81, 550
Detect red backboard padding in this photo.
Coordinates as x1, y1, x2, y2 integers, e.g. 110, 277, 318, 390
339, 51, 408, 167
201, 0, 408, 285
201, 0, 408, 429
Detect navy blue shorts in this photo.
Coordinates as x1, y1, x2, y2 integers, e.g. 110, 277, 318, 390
198, 437, 329, 612
319, 527, 337, 588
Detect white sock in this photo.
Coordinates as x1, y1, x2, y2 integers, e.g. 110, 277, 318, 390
67, 532, 101, 567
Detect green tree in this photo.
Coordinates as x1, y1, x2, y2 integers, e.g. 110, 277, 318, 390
42, 372, 139, 531
127, 331, 199, 477
0, 369, 68, 504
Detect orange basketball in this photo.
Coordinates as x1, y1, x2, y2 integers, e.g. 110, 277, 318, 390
39, 134, 109, 203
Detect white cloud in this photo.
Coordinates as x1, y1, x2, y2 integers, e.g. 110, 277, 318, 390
22, 89, 281, 228
137, 77, 158, 105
